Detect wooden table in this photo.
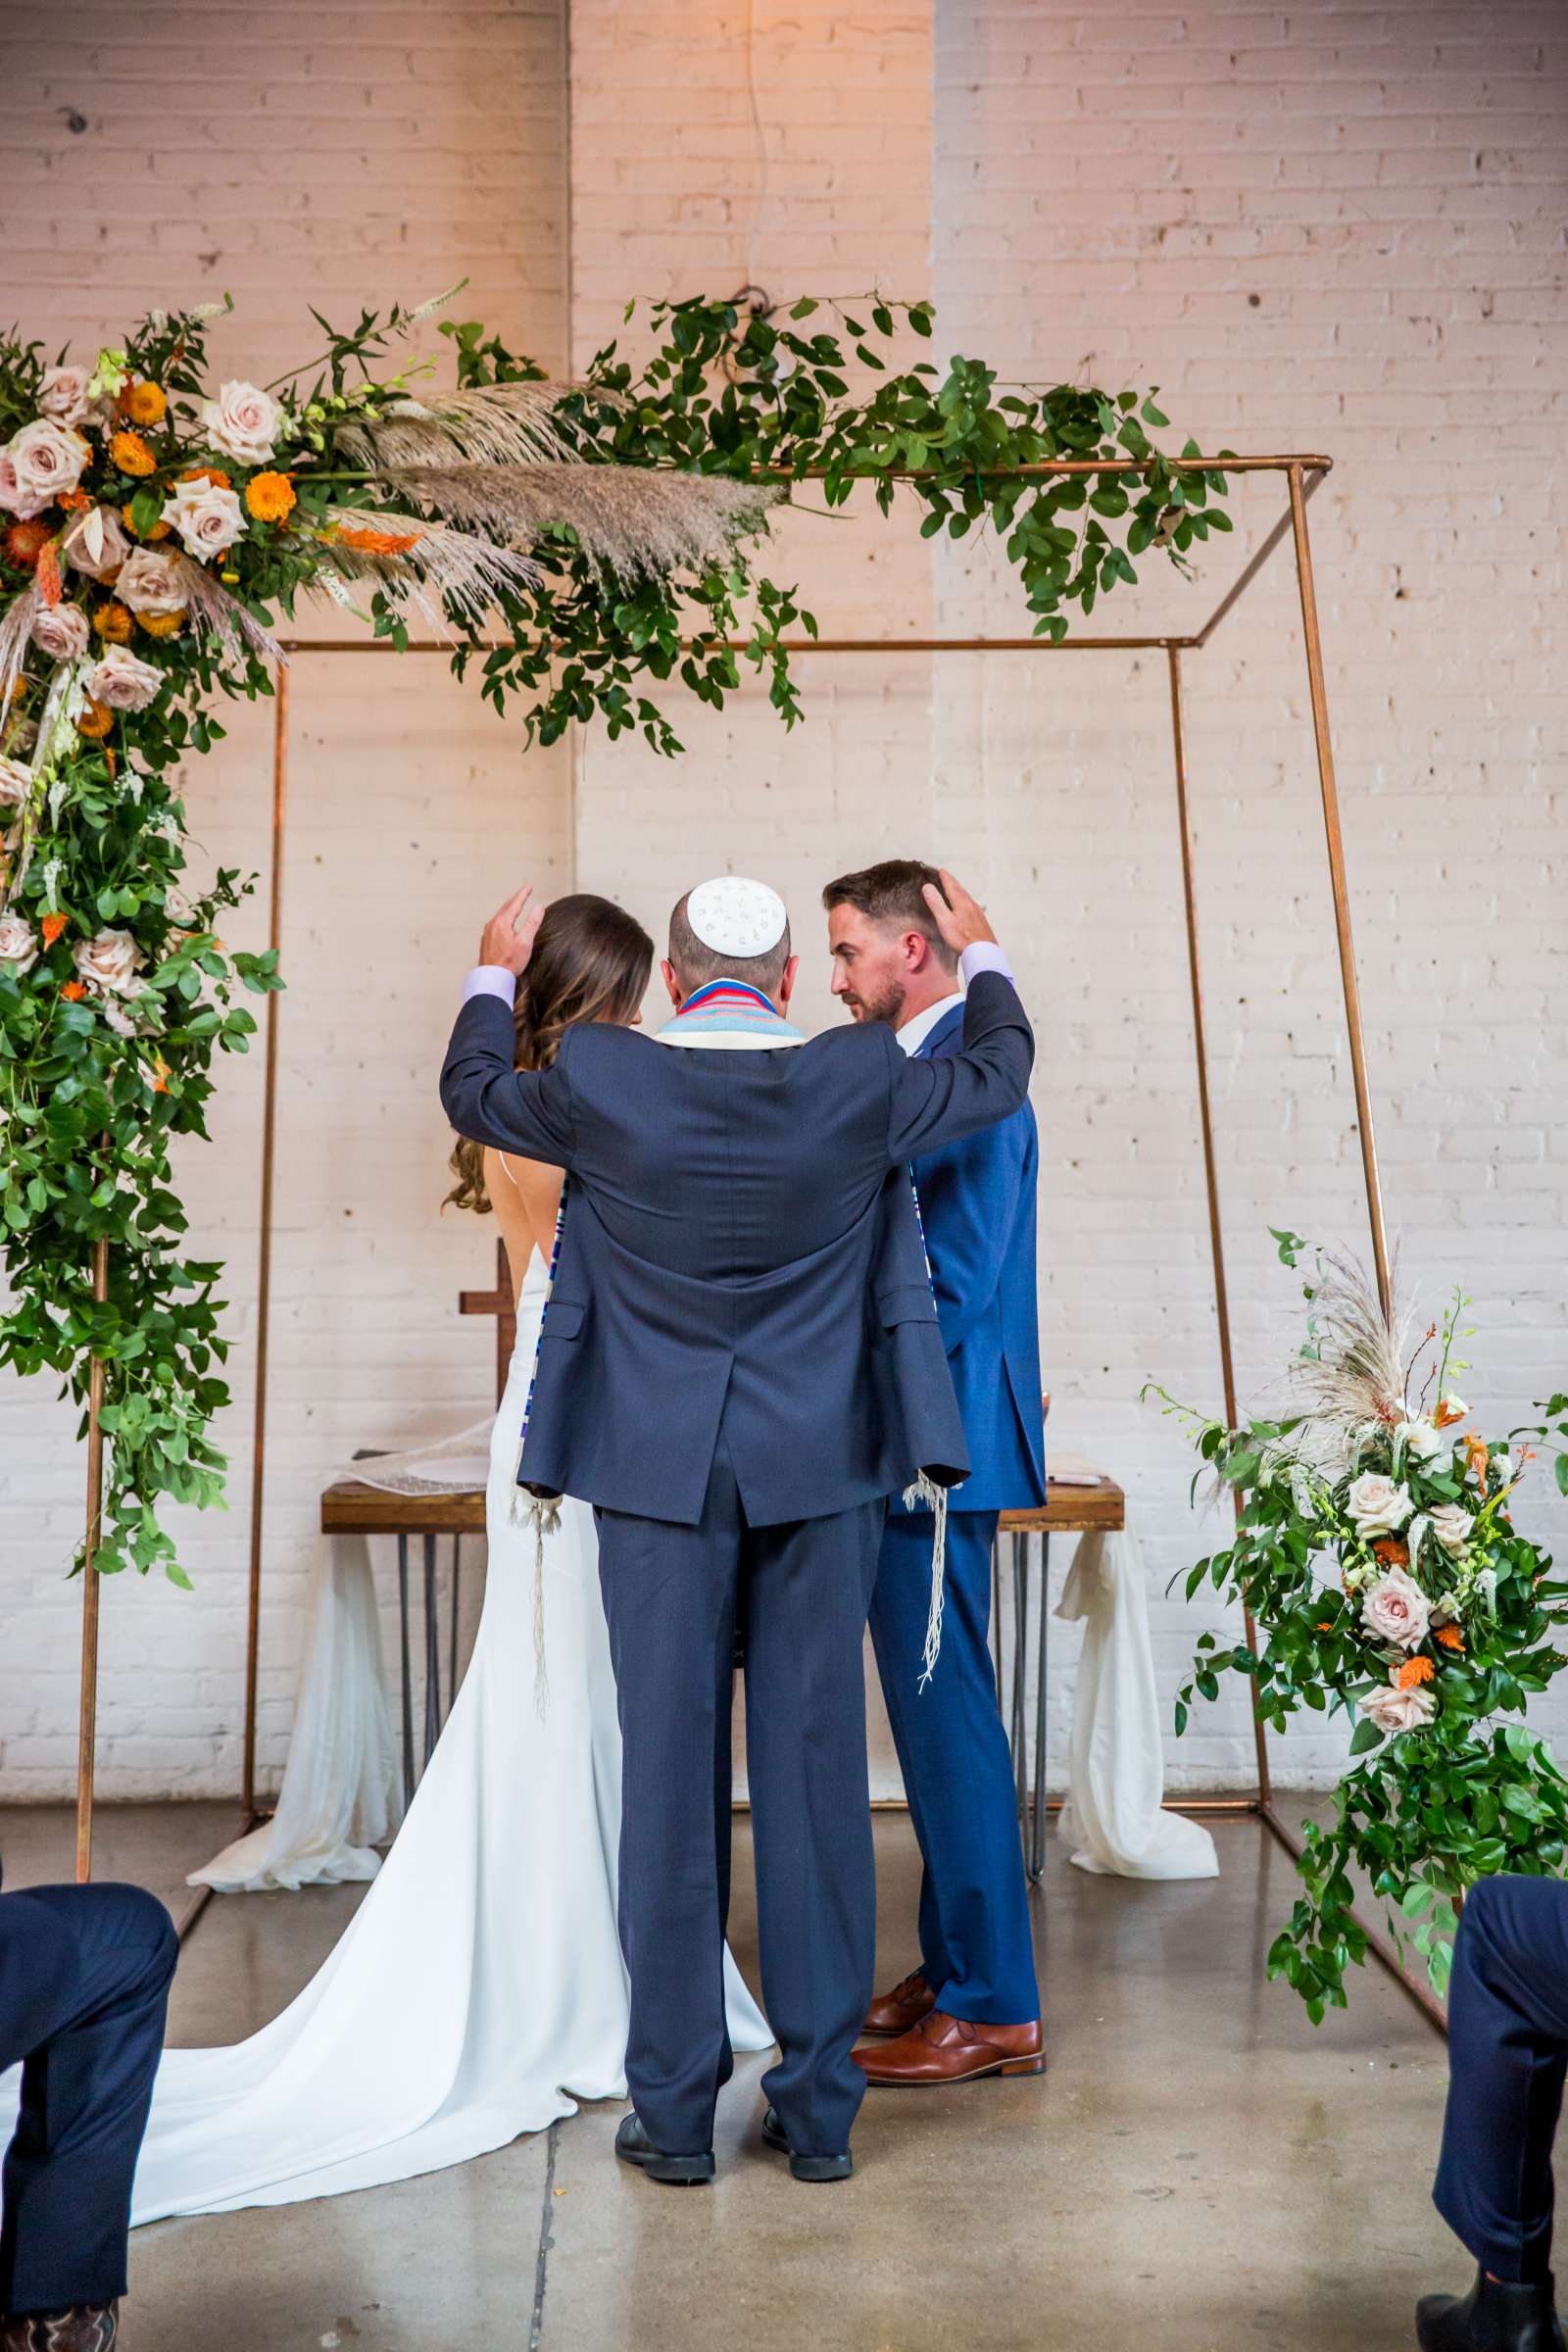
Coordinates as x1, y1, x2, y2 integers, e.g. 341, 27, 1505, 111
996, 1476, 1126, 1882
321, 1467, 1127, 1843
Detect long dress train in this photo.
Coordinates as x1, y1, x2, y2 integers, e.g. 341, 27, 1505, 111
120, 1247, 771, 2220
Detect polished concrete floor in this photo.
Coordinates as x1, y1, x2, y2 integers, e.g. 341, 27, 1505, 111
0, 1804, 1462, 2351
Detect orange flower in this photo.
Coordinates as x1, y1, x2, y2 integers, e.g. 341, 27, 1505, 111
244, 470, 296, 524
1435, 1625, 1464, 1652
40, 913, 68, 947
56, 488, 91, 512
1372, 1537, 1410, 1569
121, 503, 172, 543
150, 1053, 170, 1095
118, 380, 167, 427
1434, 1397, 1466, 1429
110, 430, 157, 478
4, 518, 53, 570
93, 600, 133, 644
36, 541, 63, 609
137, 609, 185, 639
332, 521, 422, 556
178, 466, 231, 490
1315, 1620, 1334, 1633
60, 980, 86, 1001
75, 699, 114, 741
1396, 1655, 1436, 1689
1464, 1435, 1489, 1486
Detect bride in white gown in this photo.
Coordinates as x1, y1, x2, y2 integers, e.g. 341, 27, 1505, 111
127, 895, 772, 2224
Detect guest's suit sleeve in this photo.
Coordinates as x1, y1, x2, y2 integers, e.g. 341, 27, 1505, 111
439, 992, 575, 1169
885, 972, 1034, 1165
923, 1112, 1032, 1355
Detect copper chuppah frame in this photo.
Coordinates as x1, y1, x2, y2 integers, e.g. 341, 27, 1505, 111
70, 452, 1435, 2028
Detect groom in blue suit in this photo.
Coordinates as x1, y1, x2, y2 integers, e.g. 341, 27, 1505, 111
825, 861, 1046, 2086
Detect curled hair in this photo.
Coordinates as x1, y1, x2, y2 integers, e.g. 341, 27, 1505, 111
444, 892, 654, 1213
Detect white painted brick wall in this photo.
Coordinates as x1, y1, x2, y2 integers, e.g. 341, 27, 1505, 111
2, 0, 1563, 1801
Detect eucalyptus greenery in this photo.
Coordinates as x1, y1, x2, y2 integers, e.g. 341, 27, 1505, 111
1152, 1235, 1568, 2019
0, 288, 1227, 1595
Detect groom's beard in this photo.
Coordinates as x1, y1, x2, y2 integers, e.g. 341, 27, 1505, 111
839, 976, 907, 1030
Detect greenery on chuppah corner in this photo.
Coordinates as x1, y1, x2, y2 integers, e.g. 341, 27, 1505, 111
0, 287, 1226, 1595
1148, 1235, 1568, 2021
440, 290, 1235, 753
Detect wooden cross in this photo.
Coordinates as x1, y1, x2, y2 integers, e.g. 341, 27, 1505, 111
460, 1239, 516, 1407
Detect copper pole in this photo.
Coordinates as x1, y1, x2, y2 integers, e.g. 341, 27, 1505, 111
275, 634, 1199, 659
1286, 465, 1392, 1316
1192, 467, 1325, 648
1166, 649, 1272, 1806
241, 666, 289, 1818
74, 1230, 111, 1883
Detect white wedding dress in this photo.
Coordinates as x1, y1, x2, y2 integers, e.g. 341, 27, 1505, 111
125, 1246, 772, 2222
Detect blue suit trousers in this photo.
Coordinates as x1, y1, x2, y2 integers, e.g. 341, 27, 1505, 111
1435, 1874, 1568, 2283
596, 1429, 884, 2162
0, 1881, 176, 2314
870, 1508, 1039, 2026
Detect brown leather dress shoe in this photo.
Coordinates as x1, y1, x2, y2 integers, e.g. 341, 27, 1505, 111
862, 1967, 937, 2036
855, 2010, 1046, 2085
0, 2305, 119, 2352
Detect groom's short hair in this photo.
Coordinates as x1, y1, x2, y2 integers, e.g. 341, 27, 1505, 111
820, 859, 958, 973
668, 890, 793, 991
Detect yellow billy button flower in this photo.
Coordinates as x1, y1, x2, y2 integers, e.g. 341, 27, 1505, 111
119, 380, 168, 428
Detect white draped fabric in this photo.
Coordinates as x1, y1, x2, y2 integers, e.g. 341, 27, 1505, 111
190, 1532, 403, 1894
1054, 1528, 1219, 1882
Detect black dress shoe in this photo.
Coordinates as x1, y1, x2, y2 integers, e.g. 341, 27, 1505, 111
760, 2105, 853, 2183
613, 2112, 714, 2185
1417, 2268, 1565, 2352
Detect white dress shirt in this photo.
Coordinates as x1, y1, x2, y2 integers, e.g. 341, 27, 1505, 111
895, 989, 964, 1059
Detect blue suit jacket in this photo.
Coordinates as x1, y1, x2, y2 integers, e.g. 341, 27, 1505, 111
893, 1001, 1046, 1516
440, 972, 1035, 1528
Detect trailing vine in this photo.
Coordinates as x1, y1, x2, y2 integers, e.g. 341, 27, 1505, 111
0, 290, 1229, 1590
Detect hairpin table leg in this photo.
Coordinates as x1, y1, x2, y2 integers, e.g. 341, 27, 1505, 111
396, 1535, 414, 1808
422, 1535, 441, 1766
1011, 1532, 1029, 1821
1029, 1534, 1051, 1883
991, 1532, 1004, 1708
449, 1535, 462, 1701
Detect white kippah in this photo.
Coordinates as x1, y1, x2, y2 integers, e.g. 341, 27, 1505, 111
686, 875, 787, 959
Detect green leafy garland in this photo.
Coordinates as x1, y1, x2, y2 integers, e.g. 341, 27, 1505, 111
1152, 1236, 1568, 2017
0, 290, 1230, 1592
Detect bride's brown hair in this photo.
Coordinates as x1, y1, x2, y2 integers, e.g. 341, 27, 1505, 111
444, 892, 654, 1214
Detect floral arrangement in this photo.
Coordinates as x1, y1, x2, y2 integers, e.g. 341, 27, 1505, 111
0, 288, 1224, 1593
1150, 1236, 1568, 2017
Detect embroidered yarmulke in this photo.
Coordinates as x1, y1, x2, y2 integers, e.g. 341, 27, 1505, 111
686, 875, 787, 958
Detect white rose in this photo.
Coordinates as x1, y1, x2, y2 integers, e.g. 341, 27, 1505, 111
61, 505, 132, 581
115, 547, 187, 618
1395, 1419, 1447, 1466
37, 365, 91, 428
200, 380, 280, 466
161, 476, 246, 562
1347, 1470, 1414, 1540
0, 757, 33, 811
1428, 1503, 1474, 1557
30, 603, 91, 662
8, 418, 88, 506
0, 913, 39, 975
83, 645, 165, 713
1360, 1565, 1432, 1651
101, 999, 139, 1039
0, 447, 49, 521
1356, 1678, 1437, 1738
73, 928, 143, 998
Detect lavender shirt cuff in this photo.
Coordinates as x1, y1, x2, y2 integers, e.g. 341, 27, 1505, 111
958, 941, 1015, 987
462, 965, 517, 1009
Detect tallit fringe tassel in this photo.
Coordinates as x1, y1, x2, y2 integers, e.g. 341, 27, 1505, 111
509, 1485, 561, 1717
902, 1475, 949, 1690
